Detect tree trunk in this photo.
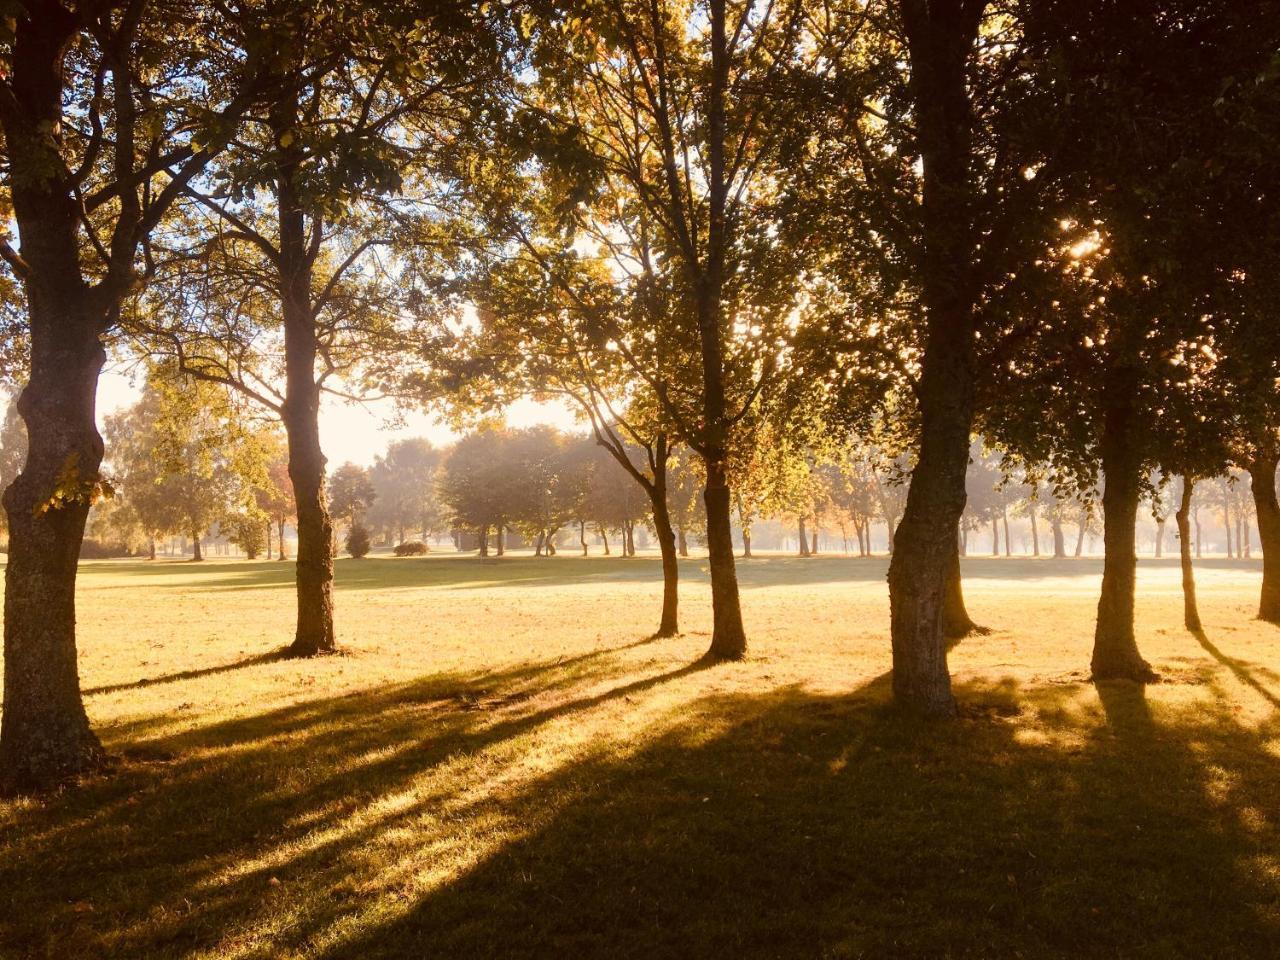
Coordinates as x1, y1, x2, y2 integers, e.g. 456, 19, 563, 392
277, 517, 288, 560
649, 481, 680, 637
990, 517, 999, 556
797, 515, 810, 557
677, 526, 689, 558
944, 528, 985, 638
148, 535, 156, 561
1029, 507, 1040, 557
495, 524, 505, 557
276, 103, 335, 657
624, 521, 635, 557
265, 519, 273, 560
479, 525, 490, 557
741, 524, 753, 559
1051, 517, 1065, 558
1002, 507, 1011, 557
0, 280, 108, 789
1176, 476, 1202, 632
600, 525, 610, 555
703, 459, 746, 660
1154, 518, 1165, 558
191, 530, 203, 562
810, 524, 819, 556
885, 0, 986, 718
1074, 522, 1086, 558
579, 519, 588, 556
1091, 376, 1155, 681
1248, 451, 1280, 623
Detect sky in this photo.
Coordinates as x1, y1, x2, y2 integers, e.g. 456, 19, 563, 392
96, 369, 583, 467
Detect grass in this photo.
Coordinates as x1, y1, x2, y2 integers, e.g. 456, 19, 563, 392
1, 550, 1279, 958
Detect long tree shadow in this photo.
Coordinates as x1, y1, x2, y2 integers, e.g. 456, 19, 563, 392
4, 666, 1280, 958
82, 648, 293, 697
1191, 628, 1280, 710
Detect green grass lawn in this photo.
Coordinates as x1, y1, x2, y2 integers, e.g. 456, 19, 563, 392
2, 552, 1279, 958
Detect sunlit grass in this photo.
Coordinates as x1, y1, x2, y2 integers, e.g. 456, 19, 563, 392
2, 552, 1279, 957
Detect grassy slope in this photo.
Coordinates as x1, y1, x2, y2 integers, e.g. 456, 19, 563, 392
1, 552, 1278, 958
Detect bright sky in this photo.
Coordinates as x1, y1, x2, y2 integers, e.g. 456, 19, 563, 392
96, 369, 583, 467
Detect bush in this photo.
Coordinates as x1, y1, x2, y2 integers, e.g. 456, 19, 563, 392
346, 525, 371, 558
393, 540, 429, 557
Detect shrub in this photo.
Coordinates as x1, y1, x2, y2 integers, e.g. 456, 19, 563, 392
346, 525, 371, 558
393, 540, 429, 557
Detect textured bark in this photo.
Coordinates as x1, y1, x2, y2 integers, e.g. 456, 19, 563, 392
1091, 375, 1156, 682
0, 8, 115, 791
886, 0, 986, 716
0, 285, 108, 791
1248, 452, 1280, 623
1176, 476, 1202, 633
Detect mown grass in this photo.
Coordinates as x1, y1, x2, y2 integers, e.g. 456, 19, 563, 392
1, 551, 1279, 958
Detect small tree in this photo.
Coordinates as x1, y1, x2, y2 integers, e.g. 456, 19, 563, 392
346, 525, 372, 559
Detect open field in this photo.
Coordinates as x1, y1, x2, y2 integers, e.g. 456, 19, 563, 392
2, 553, 1279, 958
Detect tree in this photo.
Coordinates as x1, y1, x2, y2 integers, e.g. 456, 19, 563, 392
0, 0, 264, 791
367, 438, 442, 544
329, 463, 377, 530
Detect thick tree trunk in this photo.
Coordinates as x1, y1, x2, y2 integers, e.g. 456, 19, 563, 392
1176, 476, 1202, 632
625, 521, 635, 557
1091, 376, 1155, 682
191, 530, 203, 562
797, 515, 810, 557
885, 0, 987, 718
1248, 452, 1280, 623
0, 279, 108, 790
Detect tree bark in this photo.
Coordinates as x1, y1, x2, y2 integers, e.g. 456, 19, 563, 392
1051, 517, 1065, 558
1074, 522, 1086, 558
944, 528, 985, 638
677, 526, 689, 557
1154, 518, 1165, 558
1091, 375, 1156, 682
649, 481, 680, 637
1248, 451, 1280, 623
495, 524, 505, 557
600, 525, 610, 555
0, 279, 108, 791
990, 517, 999, 556
1002, 507, 1011, 557
1176, 476, 1202, 632
277, 517, 288, 560
191, 530, 203, 562
798, 515, 810, 557
275, 96, 335, 657
810, 524, 819, 556
1030, 507, 1040, 557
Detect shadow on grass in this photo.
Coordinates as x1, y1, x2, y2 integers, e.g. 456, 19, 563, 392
83, 648, 293, 697
3, 649, 1279, 958
1192, 628, 1280, 710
